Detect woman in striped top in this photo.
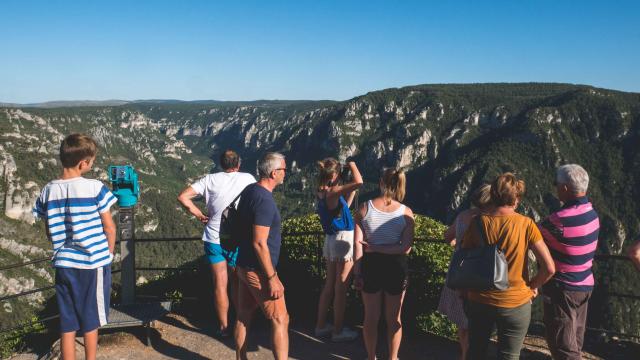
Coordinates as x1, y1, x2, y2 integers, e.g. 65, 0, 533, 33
354, 168, 415, 360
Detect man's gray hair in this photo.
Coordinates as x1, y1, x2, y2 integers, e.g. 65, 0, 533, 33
556, 164, 589, 195
258, 152, 285, 179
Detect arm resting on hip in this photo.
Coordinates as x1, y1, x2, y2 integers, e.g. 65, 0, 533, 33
528, 240, 556, 290
177, 186, 208, 223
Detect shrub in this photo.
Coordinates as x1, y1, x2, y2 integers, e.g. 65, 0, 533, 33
0, 316, 46, 358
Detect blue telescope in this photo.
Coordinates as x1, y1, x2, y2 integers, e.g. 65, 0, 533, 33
108, 165, 140, 207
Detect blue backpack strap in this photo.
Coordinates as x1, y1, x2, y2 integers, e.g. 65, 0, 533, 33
331, 196, 354, 232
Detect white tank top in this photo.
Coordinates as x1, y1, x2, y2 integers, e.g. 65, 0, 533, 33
361, 200, 407, 245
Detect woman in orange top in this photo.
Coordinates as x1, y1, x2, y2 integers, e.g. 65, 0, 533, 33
462, 173, 555, 360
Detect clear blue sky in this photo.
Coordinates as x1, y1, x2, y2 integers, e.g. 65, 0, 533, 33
2, 0, 638, 103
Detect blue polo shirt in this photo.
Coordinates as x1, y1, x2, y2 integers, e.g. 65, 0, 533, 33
235, 183, 282, 270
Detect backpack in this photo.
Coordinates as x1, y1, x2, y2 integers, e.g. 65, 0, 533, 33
219, 193, 242, 251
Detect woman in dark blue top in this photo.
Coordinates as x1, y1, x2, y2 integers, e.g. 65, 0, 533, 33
314, 158, 363, 342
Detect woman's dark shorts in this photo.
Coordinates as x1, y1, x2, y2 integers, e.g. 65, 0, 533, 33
361, 252, 408, 295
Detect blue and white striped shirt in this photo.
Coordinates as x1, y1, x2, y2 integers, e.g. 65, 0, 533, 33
33, 177, 117, 269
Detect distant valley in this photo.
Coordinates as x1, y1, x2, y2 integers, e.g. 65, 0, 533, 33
1, 83, 639, 332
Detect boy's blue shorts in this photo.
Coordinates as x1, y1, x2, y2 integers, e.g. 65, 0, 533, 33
204, 242, 238, 267
55, 265, 111, 334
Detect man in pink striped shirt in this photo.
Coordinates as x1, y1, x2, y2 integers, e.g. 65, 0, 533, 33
538, 164, 598, 360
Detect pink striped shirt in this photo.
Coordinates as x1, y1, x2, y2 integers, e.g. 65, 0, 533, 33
538, 197, 599, 291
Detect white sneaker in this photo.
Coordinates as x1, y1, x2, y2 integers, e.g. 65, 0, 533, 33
331, 327, 358, 342
314, 324, 333, 337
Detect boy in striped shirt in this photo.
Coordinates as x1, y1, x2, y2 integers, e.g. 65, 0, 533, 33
33, 133, 117, 360
538, 164, 598, 360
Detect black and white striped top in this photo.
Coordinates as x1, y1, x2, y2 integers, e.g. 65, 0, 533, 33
361, 200, 407, 245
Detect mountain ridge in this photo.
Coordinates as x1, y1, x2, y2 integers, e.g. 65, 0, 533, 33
3, 82, 637, 108
1, 82, 639, 335
0, 99, 340, 109
2, 83, 638, 246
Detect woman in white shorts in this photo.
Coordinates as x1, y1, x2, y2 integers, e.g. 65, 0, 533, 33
314, 158, 363, 342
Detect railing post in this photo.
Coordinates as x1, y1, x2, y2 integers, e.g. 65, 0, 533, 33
119, 207, 136, 304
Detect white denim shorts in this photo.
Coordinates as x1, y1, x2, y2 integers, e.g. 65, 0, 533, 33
322, 230, 354, 262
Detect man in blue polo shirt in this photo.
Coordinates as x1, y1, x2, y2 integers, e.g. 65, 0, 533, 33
233, 152, 288, 360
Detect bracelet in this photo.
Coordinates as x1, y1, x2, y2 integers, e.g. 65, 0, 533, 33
267, 271, 277, 280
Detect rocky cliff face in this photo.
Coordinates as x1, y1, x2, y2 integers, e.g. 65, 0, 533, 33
2, 83, 639, 336
2, 84, 639, 253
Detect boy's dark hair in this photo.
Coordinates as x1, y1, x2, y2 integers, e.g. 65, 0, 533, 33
59, 133, 98, 168
219, 150, 240, 170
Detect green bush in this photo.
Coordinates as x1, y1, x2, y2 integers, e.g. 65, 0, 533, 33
0, 316, 45, 359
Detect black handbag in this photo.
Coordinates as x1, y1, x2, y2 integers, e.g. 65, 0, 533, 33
445, 216, 510, 291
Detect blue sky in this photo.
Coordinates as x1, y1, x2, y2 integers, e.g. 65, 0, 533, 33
1, 0, 638, 103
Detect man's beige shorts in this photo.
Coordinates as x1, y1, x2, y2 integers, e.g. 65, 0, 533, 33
322, 230, 354, 262
237, 267, 288, 320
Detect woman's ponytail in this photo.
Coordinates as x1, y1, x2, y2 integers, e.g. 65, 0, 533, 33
381, 168, 406, 204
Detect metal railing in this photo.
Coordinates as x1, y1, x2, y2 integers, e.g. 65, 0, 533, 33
2, 233, 639, 341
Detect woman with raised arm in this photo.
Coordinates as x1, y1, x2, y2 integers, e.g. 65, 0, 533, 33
462, 173, 555, 360
314, 158, 363, 342
438, 184, 492, 360
354, 168, 415, 360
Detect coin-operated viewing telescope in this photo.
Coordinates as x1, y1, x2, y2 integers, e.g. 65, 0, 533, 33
108, 165, 139, 207
108, 164, 139, 304
102, 165, 170, 337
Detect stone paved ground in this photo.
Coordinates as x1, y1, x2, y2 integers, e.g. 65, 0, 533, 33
10, 313, 588, 360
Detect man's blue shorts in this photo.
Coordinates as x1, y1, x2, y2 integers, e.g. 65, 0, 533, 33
204, 242, 238, 267
55, 264, 111, 334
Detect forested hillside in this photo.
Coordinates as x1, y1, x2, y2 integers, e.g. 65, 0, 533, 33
1, 83, 639, 337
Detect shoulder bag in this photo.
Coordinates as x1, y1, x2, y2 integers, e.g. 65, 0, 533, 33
445, 216, 510, 291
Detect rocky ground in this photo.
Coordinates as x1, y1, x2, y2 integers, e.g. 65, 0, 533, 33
8, 312, 606, 360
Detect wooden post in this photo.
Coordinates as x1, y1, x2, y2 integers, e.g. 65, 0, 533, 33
119, 207, 135, 304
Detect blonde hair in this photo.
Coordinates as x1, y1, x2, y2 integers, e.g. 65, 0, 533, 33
316, 157, 341, 190
381, 168, 406, 204
490, 172, 525, 207
470, 184, 492, 209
